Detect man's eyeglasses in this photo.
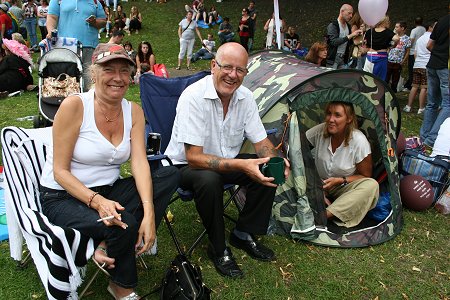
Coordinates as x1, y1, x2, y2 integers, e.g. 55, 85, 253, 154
215, 61, 248, 76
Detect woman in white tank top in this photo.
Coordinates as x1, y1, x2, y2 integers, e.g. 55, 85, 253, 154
39, 43, 179, 299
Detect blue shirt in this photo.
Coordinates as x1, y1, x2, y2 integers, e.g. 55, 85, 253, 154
48, 0, 106, 48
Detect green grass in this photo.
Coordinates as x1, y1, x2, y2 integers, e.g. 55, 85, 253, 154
0, 1, 449, 299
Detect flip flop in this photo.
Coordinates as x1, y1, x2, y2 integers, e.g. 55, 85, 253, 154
175, 66, 181, 70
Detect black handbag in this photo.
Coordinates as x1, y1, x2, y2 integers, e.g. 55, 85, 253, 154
141, 214, 211, 300
160, 254, 211, 300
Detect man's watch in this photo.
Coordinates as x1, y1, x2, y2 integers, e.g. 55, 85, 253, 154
341, 176, 348, 186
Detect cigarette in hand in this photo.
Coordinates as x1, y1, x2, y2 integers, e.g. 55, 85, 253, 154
96, 215, 115, 223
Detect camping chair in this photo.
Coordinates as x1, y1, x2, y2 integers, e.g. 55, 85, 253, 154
1, 126, 99, 299
140, 71, 243, 256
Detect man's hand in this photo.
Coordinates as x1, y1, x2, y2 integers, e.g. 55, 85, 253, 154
283, 157, 290, 181
241, 157, 278, 187
86, 15, 96, 26
349, 29, 363, 39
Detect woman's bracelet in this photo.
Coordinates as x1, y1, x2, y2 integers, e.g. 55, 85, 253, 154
88, 192, 99, 208
142, 200, 151, 204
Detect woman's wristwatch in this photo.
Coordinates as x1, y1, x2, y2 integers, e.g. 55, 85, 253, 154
341, 176, 348, 186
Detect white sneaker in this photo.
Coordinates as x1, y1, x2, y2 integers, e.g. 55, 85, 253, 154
417, 108, 425, 114
403, 105, 411, 113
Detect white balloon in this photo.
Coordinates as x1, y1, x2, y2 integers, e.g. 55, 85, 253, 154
358, 0, 389, 27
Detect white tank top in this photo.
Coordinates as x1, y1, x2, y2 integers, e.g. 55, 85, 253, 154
40, 89, 132, 190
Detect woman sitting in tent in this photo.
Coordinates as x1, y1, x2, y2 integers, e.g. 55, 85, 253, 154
0, 38, 35, 98
306, 101, 379, 227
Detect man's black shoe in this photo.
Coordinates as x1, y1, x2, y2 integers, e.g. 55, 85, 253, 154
229, 232, 275, 262
207, 245, 243, 278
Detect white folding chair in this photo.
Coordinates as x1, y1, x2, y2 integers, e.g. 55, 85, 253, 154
1, 126, 98, 299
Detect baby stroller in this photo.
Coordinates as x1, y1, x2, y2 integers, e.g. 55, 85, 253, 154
33, 37, 84, 128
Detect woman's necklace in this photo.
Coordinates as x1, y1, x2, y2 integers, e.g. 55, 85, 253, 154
97, 100, 122, 123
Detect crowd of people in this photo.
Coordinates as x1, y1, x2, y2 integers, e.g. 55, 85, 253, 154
320, 4, 448, 148
0, 1, 448, 298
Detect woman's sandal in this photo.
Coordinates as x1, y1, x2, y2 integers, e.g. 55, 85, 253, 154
175, 66, 181, 70
107, 285, 140, 300
92, 245, 111, 277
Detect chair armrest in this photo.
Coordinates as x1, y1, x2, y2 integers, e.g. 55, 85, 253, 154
147, 154, 173, 171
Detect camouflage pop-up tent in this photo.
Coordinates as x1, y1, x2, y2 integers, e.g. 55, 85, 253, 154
242, 50, 402, 247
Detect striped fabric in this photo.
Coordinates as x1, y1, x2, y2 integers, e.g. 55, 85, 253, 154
1, 127, 95, 300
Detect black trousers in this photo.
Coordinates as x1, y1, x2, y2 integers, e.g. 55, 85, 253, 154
179, 154, 276, 254
40, 166, 180, 288
404, 54, 415, 89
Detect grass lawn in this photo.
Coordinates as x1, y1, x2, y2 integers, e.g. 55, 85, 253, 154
0, 1, 448, 299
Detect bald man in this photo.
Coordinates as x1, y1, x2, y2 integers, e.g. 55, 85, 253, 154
326, 4, 362, 69
166, 42, 289, 278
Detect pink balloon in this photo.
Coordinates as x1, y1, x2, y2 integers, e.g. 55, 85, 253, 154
358, 0, 389, 27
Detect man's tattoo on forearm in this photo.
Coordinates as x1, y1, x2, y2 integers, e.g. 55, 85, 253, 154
207, 158, 221, 169
257, 145, 278, 157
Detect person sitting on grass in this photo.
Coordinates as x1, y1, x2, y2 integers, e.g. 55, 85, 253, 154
128, 6, 142, 35
113, 4, 126, 31
306, 101, 379, 228
206, 5, 219, 26
218, 17, 234, 44
0, 38, 35, 99
107, 29, 124, 45
283, 26, 301, 52
136, 41, 155, 75
191, 33, 216, 62
123, 40, 136, 62
194, 0, 206, 23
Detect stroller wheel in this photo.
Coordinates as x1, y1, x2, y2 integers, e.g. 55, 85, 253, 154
33, 115, 41, 128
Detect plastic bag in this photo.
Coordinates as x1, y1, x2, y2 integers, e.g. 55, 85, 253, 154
367, 192, 391, 221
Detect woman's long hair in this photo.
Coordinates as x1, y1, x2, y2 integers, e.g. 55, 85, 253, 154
350, 11, 363, 28
137, 41, 153, 63
130, 6, 140, 18
305, 42, 327, 66
323, 101, 358, 147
